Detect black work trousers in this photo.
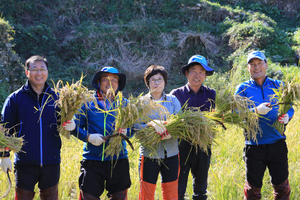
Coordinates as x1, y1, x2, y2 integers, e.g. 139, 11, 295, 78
243, 139, 289, 188
178, 141, 211, 200
79, 158, 131, 198
15, 164, 60, 191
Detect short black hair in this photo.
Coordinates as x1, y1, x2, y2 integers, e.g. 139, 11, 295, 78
25, 55, 48, 70
144, 65, 168, 88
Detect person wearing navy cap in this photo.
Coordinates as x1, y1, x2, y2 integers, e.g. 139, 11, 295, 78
235, 51, 293, 199
170, 55, 215, 200
63, 67, 133, 200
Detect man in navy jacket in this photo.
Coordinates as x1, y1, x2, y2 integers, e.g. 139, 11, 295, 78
235, 51, 294, 199
1, 55, 61, 199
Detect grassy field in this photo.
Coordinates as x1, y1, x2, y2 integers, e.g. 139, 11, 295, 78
0, 106, 300, 199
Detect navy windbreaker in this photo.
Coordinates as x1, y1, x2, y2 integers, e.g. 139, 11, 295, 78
1, 81, 61, 165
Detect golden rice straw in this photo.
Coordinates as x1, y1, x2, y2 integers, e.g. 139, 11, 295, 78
204, 85, 260, 142
136, 107, 217, 157
53, 75, 98, 139
104, 92, 168, 158
0, 124, 23, 153
270, 78, 300, 134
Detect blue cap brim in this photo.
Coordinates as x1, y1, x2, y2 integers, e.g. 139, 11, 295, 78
181, 62, 214, 76
92, 71, 126, 91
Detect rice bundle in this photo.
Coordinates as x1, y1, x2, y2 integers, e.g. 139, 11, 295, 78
270, 79, 300, 134
0, 125, 23, 153
204, 86, 260, 142
104, 93, 166, 158
136, 107, 217, 156
54, 75, 97, 139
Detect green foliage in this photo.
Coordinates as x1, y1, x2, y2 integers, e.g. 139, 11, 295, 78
0, 0, 299, 97
293, 29, 300, 44
249, 2, 281, 17
13, 24, 58, 58
0, 82, 10, 111
0, 18, 14, 42
0, 17, 25, 103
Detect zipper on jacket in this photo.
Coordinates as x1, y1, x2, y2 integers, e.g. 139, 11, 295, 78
102, 112, 108, 161
37, 93, 43, 167
260, 86, 265, 100
38, 87, 49, 167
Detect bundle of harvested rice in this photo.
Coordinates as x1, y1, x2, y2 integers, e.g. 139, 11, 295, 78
0, 125, 23, 153
135, 107, 217, 157
54, 75, 97, 139
270, 79, 300, 134
204, 86, 260, 142
104, 93, 168, 158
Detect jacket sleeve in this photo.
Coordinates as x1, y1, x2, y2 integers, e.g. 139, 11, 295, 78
286, 106, 294, 120
71, 104, 89, 142
1, 94, 18, 136
234, 84, 245, 97
1, 94, 18, 158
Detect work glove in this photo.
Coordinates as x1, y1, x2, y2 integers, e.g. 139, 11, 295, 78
255, 103, 272, 115
62, 120, 76, 131
0, 157, 12, 172
88, 134, 105, 146
117, 128, 127, 136
148, 120, 171, 140
278, 113, 289, 124
160, 130, 171, 140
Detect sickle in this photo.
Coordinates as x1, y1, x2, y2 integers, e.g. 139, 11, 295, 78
267, 102, 292, 108
0, 169, 12, 198
103, 133, 134, 151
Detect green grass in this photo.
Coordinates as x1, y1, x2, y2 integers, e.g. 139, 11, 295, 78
1, 107, 300, 199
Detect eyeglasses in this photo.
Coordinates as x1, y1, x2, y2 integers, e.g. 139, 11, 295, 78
149, 78, 164, 83
28, 68, 48, 73
101, 77, 119, 84
188, 71, 206, 76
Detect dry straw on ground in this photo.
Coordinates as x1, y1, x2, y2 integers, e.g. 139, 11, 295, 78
53, 75, 97, 139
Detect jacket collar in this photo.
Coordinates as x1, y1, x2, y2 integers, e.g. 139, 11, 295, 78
145, 92, 167, 101
23, 80, 49, 95
184, 83, 204, 94
250, 75, 269, 87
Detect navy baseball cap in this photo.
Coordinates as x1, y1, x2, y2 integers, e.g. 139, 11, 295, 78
92, 67, 126, 91
181, 55, 214, 76
247, 51, 267, 63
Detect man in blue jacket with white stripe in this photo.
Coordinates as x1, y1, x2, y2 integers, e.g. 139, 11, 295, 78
1, 55, 61, 199
235, 51, 294, 199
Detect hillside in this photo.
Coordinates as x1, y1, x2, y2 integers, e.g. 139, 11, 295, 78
0, 0, 300, 109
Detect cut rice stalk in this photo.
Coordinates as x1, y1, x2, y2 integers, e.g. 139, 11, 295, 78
104, 92, 168, 158
205, 84, 260, 142
0, 124, 23, 153
136, 107, 217, 157
270, 78, 300, 134
54, 75, 98, 139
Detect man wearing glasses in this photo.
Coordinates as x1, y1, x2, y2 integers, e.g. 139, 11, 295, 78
1, 55, 61, 199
